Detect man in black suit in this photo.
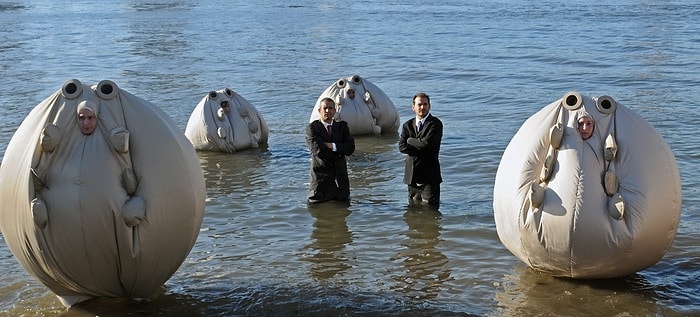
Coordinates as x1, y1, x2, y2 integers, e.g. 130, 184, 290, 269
399, 92, 443, 209
306, 97, 356, 203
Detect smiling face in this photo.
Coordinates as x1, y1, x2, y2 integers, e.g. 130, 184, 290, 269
318, 98, 336, 124
78, 108, 97, 135
577, 116, 595, 140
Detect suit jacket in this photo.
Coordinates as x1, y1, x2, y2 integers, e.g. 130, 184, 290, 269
306, 120, 355, 201
399, 114, 443, 185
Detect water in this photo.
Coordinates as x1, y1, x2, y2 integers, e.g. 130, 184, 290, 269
1, 0, 698, 316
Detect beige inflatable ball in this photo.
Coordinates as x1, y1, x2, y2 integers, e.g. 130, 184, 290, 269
310, 75, 399, 135
493, 91, 681, 278
185, 88, 269, 153
0, 79, 206, 306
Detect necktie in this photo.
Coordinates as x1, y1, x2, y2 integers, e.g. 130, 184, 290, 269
327, 124, 332, 136
418, 121, 423, 132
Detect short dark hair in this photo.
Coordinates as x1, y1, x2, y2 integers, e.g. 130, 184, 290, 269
320, 97, 335, 106
413, 92, 430, 105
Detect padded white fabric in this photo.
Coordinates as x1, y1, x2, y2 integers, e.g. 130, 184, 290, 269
185, 88, 269, 152
310, 75, 399, 135
493, 92, 681, 278
0, 79, 206, 306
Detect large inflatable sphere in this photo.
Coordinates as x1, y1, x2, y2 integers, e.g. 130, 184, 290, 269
493, 92, 681, 278
185, 88, 269, 152
0, 79, 206, 306
310, 75, 399, 135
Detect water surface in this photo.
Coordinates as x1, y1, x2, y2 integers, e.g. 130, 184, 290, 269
0, 1, 698, 316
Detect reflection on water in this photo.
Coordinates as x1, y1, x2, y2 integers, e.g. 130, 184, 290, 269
390, 207, 451, 300
347, 134, 404, 206
493, 264, 669, 317
65, 288, 204, 317
198, 147, 271, 200
304, 202, 353, 280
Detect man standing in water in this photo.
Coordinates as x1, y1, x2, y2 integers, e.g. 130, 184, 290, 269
306, 98, 355, 203
399, 92, 443, 209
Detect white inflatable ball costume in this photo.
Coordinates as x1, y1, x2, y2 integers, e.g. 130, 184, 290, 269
185, 88, 269, 153
0, 79, 206, 306
310, 75, 399, 135
493, 91, 681, 278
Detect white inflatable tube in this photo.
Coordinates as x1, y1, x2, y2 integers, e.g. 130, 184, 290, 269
310, 75, 399, 135
0, 79, 206, 306
493, 92, 681, 278
185, 88, 269, 152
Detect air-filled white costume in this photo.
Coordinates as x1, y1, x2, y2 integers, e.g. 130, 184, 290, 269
0, 79, 206, 306
310, 75, 399, 135
185, 88, 269, 152
493, 92, 681, 279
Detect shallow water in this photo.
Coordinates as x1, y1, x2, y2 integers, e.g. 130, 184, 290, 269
0, 0, 699, 316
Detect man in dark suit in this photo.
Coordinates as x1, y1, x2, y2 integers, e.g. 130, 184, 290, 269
306, 97, 355, 203
399, 92, 443, 209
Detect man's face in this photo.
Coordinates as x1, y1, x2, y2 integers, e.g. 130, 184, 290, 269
78, 108, 97, 135
347, 89, 356, 100
577, 116, 594, 140
412, 96, 431, 119
318, 100, 336, 123
221, 101, 230, 114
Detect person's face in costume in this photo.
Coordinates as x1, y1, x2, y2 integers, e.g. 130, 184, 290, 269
78, 108, 97, 135
578, 116, 595, 140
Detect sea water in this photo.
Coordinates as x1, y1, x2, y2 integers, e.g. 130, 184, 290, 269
0, 0, 698, 316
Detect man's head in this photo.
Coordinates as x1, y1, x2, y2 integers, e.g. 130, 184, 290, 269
412, 92, 431, 120
77, 100, 98, 135
347, 88, 356, 100
318, 97, 336, 123
577, 116, 595, 140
